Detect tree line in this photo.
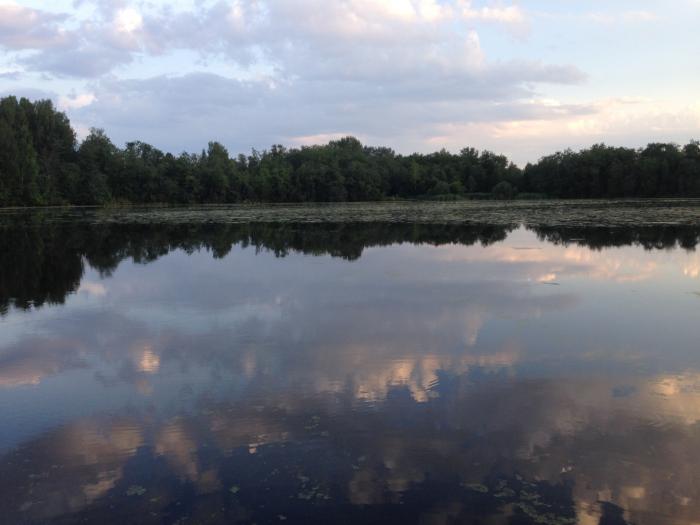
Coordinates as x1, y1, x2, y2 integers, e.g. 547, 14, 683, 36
1, 95, 699, 206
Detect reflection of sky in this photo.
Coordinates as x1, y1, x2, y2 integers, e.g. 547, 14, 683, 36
3, 227, 700, 523
3, 227, 700, 425
3, 228, 700, 395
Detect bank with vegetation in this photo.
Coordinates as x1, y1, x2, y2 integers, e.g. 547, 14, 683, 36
1, 95, 699, 207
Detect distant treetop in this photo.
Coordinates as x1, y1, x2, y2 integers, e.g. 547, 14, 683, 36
1, 95, 698, 207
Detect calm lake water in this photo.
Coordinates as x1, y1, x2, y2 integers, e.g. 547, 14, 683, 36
2, 201, 700, 524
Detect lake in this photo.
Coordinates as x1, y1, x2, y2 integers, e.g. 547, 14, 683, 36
2, 200, 700, 524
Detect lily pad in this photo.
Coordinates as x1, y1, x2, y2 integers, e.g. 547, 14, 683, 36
126, 485, 147, 497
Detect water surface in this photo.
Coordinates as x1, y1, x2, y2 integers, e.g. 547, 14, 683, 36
2, 202, 700, 524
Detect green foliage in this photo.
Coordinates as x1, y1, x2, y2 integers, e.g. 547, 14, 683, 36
514, 192, 549, 200
76, 128, 114, 204
522, 142, 700, 198
492, 181, 515, 200
1, 95, 699, 206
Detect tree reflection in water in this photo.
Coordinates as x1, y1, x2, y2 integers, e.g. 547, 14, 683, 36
2, 207, 700, 524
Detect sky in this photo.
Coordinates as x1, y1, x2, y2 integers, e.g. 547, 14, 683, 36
0, 0, 698, 165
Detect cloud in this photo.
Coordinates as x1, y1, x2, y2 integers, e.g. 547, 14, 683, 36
7, 1, 694, 162
0, 3, 70, 49
463, 3, 525, 23
0, 70, 20, 80
23, 46, 132, 77
460, 0, 528, 36
13, 2, 148, 77
2, 1, 540, 80
0, 86, 56, 101
1, 1, 589, 159
66, 63, 586, 157
422, 97, 700, 164
114, 6, 143, 33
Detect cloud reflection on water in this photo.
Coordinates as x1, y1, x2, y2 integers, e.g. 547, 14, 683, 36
2, 222, 700, 523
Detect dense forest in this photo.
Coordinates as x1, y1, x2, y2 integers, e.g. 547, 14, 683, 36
1, 95, 699, 206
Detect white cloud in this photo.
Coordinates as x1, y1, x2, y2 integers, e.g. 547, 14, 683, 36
67, 60, 586, 159
24, 1, 579, 156
1, 1, 533, 78
114, 7, 143, 33
58, 92, 96, 110
461, 1, 526, 24
426, 98, 700, 164
2, 1, 697, 163
0, 2, 70, 49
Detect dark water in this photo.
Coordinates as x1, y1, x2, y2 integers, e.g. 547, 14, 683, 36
2, 202, 700, 524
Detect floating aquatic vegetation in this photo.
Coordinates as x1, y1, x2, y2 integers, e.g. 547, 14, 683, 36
465, 483, 489, 493
4, 199, 700, 228
126, 485, 146, 497
515, 502, 577, 525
